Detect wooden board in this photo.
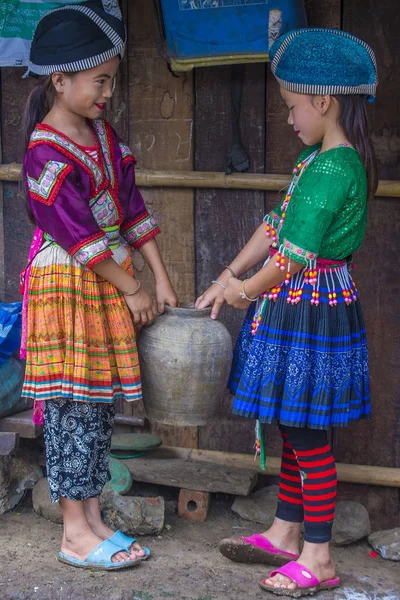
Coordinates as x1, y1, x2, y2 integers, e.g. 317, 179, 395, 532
1, 68, 36, 300
128, 0, 197, 448
155, 446, 400, 487
0, 409, 43, 439
128, 0, 194, 303
304, 0, 341, 28
123, 456, 258, 496
333, 0, 400, 528
195, 63, 268, 454
105, 0, 129, 139
104, 0, 133, 419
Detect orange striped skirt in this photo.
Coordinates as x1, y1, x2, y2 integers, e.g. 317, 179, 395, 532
22, 242, 141, 405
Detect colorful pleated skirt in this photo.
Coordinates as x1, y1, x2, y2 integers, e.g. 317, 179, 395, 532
21, 242, 142, 413
229, 262, 370, 429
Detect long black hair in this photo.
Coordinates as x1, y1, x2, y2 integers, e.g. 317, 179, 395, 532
22, 76, 56, 223
23, 76, 56, 150
336, 94, 378, 201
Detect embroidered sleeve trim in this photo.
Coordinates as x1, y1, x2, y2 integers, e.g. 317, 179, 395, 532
27, 161, 73, 206
69, 231, 112, 268
119, 142, 137, 166
86, 250, 113, 269
121, 211, 160, 249
281, 238, 318, 265
122, 155, 137, 168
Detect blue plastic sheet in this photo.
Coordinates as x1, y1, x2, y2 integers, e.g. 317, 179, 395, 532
160, 0, 307, 60
0, 302, 22, 365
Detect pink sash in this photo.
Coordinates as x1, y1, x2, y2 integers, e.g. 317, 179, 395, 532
20, 227, 44, 424
269, 246, 347, 270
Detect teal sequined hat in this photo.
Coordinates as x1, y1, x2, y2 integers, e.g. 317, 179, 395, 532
269, 28, 378, 102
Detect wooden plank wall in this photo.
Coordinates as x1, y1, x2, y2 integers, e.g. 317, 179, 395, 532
333, 0, 400, 529
0, 0, 398, 527
127, 0, 197, 448
194, 63, 266, 455
1, 70, 36, 301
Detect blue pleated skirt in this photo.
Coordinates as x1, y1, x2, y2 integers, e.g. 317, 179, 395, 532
229, 267, 370, 429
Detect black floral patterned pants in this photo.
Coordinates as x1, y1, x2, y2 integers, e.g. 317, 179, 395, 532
43, 398, 115, 503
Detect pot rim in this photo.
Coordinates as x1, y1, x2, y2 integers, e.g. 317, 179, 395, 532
163, 303, 212, 318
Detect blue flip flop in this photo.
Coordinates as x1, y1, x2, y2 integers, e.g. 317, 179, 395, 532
58, 539, 140, 570
109, 530, 151, 561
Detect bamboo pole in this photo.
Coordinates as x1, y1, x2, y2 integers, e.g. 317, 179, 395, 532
157, 446, 400, 488
1, 162, 399, 198
0, 163, 20, 181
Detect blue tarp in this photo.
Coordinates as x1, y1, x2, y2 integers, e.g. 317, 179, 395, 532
0, 302, 22, 365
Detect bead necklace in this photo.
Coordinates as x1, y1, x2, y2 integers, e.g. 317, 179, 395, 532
266, 147, 319, 246
250, 143, 352, 336
266, 142, 352, 248
265, 148, 320, 292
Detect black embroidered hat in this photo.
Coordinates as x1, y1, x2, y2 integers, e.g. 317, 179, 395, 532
28, 2, 126, 76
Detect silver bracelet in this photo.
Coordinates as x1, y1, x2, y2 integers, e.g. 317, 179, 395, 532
123, 280, 141, 296
239, 279, 258, 302
212, 280, 226, 290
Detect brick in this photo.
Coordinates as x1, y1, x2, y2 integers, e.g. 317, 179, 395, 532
178, 488, 210, 521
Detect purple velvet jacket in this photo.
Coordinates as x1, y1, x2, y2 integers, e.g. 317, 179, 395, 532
24, 119, 160, 269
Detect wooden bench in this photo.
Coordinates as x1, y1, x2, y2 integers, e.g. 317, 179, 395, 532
0, 409, 145, 440
0, 409, 42, 439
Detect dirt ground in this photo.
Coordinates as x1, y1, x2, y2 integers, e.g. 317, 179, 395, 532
0, 491, 399, 600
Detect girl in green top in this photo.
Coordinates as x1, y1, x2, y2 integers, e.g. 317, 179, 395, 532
196, 28, 378, 597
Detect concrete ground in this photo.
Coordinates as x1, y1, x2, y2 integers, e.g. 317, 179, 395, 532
0, 493, 399, 600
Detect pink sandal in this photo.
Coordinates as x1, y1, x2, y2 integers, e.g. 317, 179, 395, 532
219, 534, 299, 566
259, 561, 341, 597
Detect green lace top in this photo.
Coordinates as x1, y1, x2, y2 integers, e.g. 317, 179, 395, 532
265, 143, 368, 265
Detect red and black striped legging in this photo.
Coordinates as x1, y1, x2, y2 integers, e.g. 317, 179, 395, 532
275, 424, 337, 544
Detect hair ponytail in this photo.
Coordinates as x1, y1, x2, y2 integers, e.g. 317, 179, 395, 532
336, 95, 378, 201
23, 76, 55, 150
22, 76, 55, 223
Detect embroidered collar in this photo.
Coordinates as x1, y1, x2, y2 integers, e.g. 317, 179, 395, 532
30, 123, 104, 191
91, 120, 117, 190
29, 120, 119, 196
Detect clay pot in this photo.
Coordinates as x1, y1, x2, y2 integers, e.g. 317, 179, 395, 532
138, 305, 233, 426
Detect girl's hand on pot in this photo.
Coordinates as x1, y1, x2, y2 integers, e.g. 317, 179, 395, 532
155, 278, 179, 314
195, 283, 226, 320
124, 287, 157, 326
224, 277, 252, 309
